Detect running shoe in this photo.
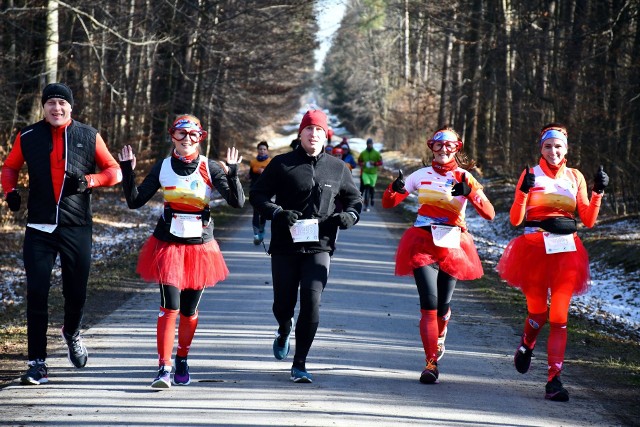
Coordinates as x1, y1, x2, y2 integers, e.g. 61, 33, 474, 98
151, 366, 172, 389
61, 327, 88, 368
437, 327, 447, 361
20, 360, 48, 385
545, 376, 569, 402
253, 234, 262, 245
290, 366, 313, 383
173, 356, 190, 385
273, 332, 291, 360
514, 338, 534, 374
419, 359, 439, 384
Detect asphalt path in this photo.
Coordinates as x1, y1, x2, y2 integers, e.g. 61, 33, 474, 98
0, 203, 620, 426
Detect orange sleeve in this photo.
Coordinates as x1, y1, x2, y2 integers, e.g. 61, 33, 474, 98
382, 183, 410, 208
509, 170, 529, 226
85, 134, 122, 188
1, 134, 24, 194
572, 169, 601, 228
465, 173, 495, 220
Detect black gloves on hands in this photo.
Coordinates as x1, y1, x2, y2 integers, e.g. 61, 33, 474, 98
64, 171, 89, 194
6, 190, 21, 212
451, 173, 471, 197
273, 210, 302, 228
519, 165, 536, 194
391, 170, 406, 194
593, 165, 609, 194
331, 212, 357, 230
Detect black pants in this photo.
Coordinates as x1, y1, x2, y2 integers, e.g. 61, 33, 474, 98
252, 208, 266, 235
271, 252, 331, 369
159, 283, 204, 316
23, 225, 92, 361
413, 264, 457, 316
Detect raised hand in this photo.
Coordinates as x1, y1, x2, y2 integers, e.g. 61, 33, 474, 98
118, 145, 137, 170
519, 165, 536, 194
226, 146, 243, 165
391, 169, 406, 194
593, 165, 609, 194
451, 172, 471, 197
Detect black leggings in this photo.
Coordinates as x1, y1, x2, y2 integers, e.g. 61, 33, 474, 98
23, 225, 92, 361
413, 264, 457, 316
271, 252, 331, 369
159, 284, 204, 316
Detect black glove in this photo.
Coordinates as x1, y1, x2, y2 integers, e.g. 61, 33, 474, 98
5, 190, 21, 212
519, 165, 536, 194
64, 171, 89, 194
273, 210, 302, 228
391, 169, 406, 194
593, 165, 609, 194
226, 163, 238, 177
331, 212, 357, 230
451, 173, 471, 197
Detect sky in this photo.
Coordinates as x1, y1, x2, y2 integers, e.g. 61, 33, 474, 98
314, 0, 348, 71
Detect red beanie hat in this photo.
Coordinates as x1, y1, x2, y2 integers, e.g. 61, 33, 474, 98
298, 110, 328, 136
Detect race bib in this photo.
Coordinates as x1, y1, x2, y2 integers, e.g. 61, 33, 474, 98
27, 223, 57, 233
170, 214, 203, 238
542, 232, 576, 254
290, 219, 319, 243
431, 225, 461, 248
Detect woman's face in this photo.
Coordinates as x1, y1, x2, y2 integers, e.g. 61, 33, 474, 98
540, 138, 567, 165
430, 141, 459, 164
171, 129, 201, 156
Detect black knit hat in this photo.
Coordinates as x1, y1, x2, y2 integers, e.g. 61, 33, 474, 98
41, 83, 74, 108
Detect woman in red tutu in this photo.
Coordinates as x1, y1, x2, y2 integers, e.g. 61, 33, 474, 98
382, 126, 495, 384
497, 123, 609, 402
118, 115, 244, 388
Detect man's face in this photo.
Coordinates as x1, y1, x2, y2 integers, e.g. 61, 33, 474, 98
43, 98, 72, 127
300, 125, 326, 156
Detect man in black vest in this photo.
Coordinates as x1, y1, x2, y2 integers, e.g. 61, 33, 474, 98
1, 83, 122, 385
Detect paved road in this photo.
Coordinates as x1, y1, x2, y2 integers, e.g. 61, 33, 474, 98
0, 205, 620, 426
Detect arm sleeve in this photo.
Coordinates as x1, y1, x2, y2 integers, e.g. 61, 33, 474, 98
86, 134, 122, 188
573, 169, 602, 228
509, 170, 529, 226
209, 160, 245, 208
120, 160, 161, 209
338, 165, 363, 219
466, 175, 495, 220
1, 135, 24, 194
382, 183, 410, 208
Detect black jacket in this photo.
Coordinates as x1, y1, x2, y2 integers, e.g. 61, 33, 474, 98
120, 156, 245, 244
250, 146, 362, 255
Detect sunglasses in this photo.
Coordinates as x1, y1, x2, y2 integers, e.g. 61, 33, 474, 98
172, 129, 202, 142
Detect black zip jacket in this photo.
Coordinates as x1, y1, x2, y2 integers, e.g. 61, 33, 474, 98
120, 156, 245, 244
250, 146, 362, 255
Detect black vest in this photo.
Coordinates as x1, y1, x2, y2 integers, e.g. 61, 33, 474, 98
20, 120, 97, 225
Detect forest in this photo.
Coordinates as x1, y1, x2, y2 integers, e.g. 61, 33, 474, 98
1, 0, 639, 217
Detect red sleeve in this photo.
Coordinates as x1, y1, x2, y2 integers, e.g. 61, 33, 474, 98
1, 134, 25, 195
85, 134, 122, 188
382, 183, 410, 208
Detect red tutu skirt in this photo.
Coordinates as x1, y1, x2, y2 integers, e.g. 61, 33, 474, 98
136, 236, 229, 290
395, 227, 484, 280
496, 232, 590, 295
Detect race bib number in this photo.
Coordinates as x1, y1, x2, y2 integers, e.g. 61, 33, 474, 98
542, 232, 576, 254
170, 214, 203, 238
290, 219, 319, 243
431, 225, 461, 248
27, 223, 57, 233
